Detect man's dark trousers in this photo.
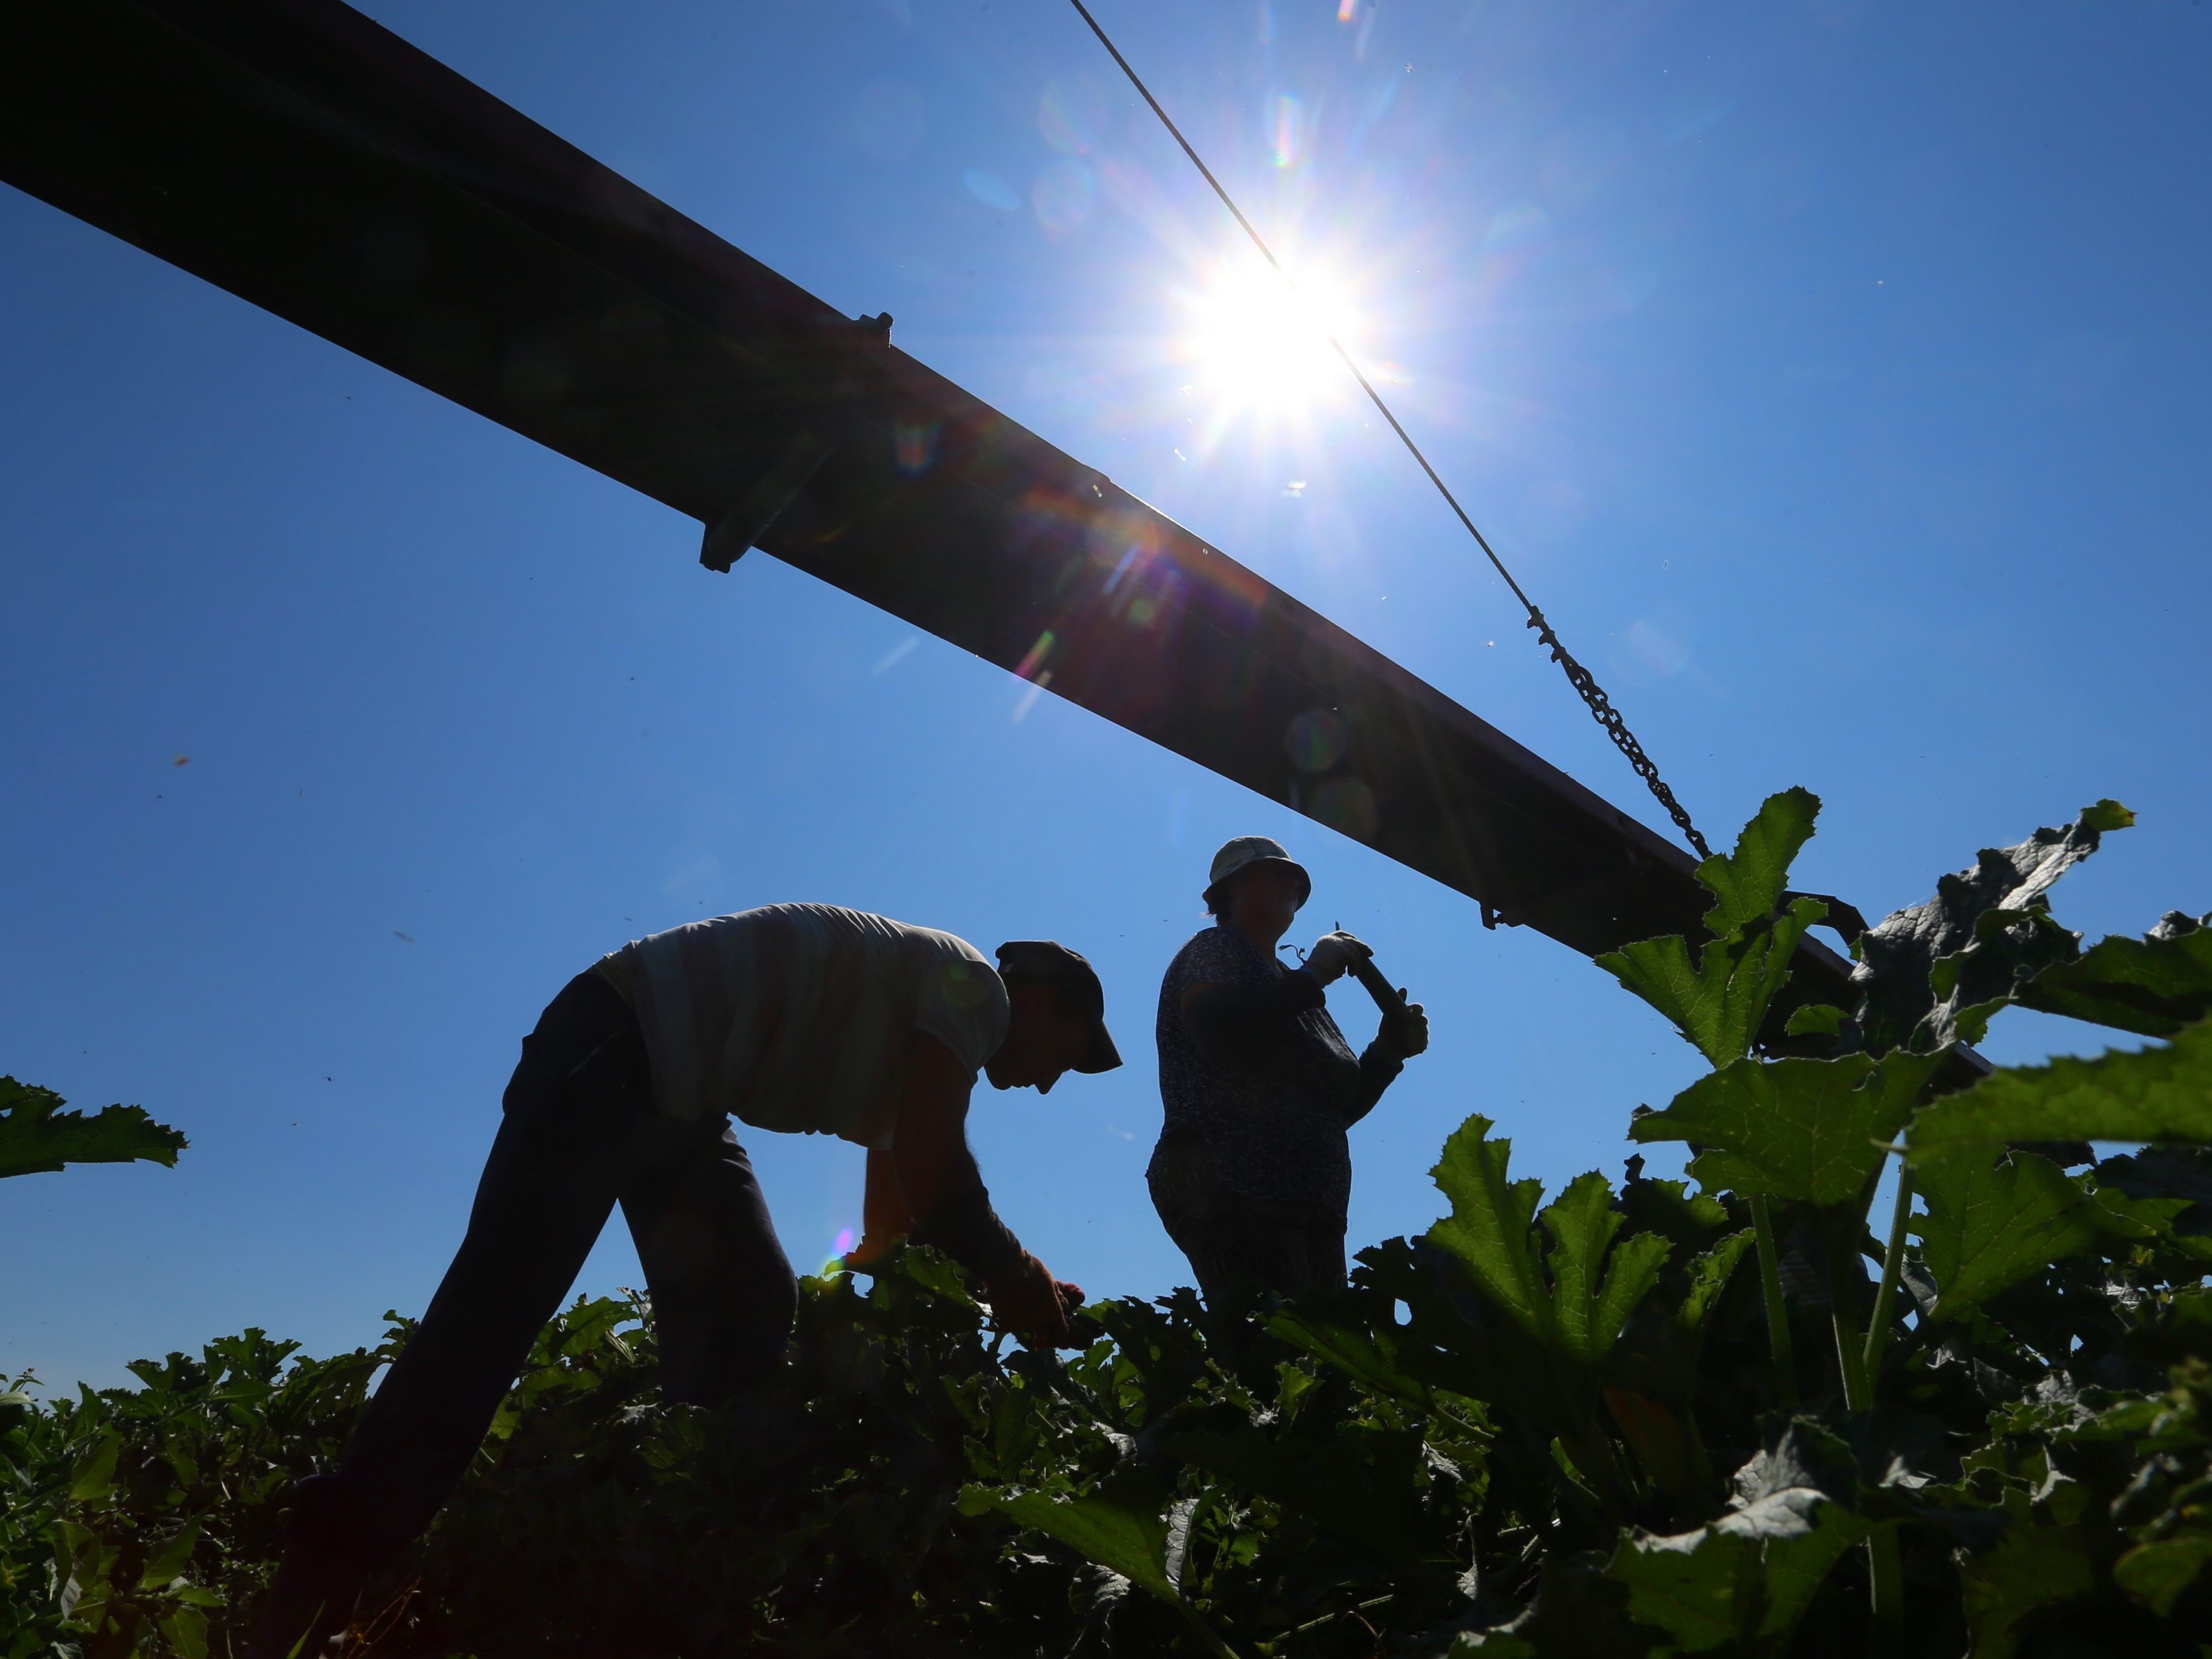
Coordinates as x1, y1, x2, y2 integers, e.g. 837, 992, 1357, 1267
286, 969, 798, 1571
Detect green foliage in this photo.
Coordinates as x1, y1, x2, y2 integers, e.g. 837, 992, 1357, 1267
2016, 911, 2212, 1037
1428, 1119, 1669, 1370
1606, 1493, 1871, 1656
1844, 800, 2133, 1055
1910, 1151, 2111, 1320
12, 788, 2212, 1656
3, 1328, 390, 1659
1906, 1015, 2212, 1164
991, 1476, 1190, 1614
1695, 787, 1823, 944
1630, 1053, 1941, 1208
1598, 789, 1827, 1068
0, 1076, 186, 1179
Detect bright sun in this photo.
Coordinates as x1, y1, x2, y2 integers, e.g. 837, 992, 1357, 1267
1180, 258, 1363, 414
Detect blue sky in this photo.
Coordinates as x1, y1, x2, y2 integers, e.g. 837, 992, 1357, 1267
6, 0, 2207, 1391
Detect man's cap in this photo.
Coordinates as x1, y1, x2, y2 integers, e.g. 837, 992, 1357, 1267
996, 941, 1123, 1073
1204, 835, 1312, 910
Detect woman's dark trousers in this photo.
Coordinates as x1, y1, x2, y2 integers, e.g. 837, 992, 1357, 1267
1147, 1135, 1347, 1311
263, 971, 797, 1634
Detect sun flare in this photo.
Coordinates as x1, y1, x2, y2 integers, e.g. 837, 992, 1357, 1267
1179, 258, 1363, 415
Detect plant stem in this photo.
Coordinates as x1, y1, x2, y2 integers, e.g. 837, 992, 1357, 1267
1865, 1525, 1905, 1649
1827, 1210, 1872, 1414
1287, 1594, 1395, 1638
1822, 1198, 1904, 1651
1748, 1196, 1798, 1410
1830, 1305, 1870, 1412
1862, 1168, 1915, 1385
1177, 1603, 1245, 1659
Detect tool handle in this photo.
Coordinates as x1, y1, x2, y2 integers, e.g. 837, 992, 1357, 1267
1348, 953, 1408, 1019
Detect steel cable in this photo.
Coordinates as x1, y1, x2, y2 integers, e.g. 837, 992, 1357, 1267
1066, 0, 1713, 860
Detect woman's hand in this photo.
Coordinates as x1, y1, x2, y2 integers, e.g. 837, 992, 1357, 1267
1302, 930, 1374, 985
1383, 998, 1430, 1058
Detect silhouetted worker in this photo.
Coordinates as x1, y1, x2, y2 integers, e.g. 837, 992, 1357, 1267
249, 904, 1119, 1657
1149, 838, 1428, 1307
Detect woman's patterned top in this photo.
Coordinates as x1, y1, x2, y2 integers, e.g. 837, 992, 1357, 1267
1151, 922, 1404, 1218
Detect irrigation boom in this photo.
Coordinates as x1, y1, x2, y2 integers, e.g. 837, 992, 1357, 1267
0, 0, 1869, 1031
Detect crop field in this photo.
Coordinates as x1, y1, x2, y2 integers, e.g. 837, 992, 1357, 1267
8, 790, 2212, 1656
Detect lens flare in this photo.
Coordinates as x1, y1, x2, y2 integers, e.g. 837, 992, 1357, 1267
963, 168, 1021, 212
1032, 160, 1096, 237
1268, 95, 1305, 168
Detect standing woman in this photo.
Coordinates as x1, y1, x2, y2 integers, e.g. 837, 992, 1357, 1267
1149, 837, 1429, 1308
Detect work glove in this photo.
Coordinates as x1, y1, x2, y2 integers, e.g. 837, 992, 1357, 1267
986, 1250, 1079, 1348
1382, 998, 1430, 1058
1302, 930, 1374, 986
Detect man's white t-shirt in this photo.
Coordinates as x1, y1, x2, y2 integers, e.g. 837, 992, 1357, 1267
593, 904, 1009, 1149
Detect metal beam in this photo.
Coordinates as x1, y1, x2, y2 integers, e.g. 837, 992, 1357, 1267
0, 0, 1864, 1012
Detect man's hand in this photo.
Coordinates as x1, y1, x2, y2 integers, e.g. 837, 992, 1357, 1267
987, 1251, 1078, 1347
1383, 998, 1430, 1059
1303, 930, 1374, 986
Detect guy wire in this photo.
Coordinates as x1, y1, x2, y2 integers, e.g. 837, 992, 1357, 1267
1065, 0, 1713, 861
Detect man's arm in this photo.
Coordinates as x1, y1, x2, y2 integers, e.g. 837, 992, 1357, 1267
889, 1031, 1075, 1345
847, 1147, 915, 1268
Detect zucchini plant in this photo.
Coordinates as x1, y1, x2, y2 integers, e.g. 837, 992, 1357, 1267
6, 792, 2211, 1656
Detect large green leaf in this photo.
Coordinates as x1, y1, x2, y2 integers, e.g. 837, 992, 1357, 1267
2092, 1146, 2212, 1236
1266, 1312, 1431, 1411
2113, 1533, 2212, 1617
1544, 1174, 1672, 1368
1619, 1175, 1733, 1253
1922, 906, 2084, 1049
2016, 912, 2212, 1038
1460, 1554, 1652, 1658
0, 1076, 186, 1179
1905, 1016, 2212, 1165
1677, 1231, 1757, 1334
136, 1523, 199, 1591
1957, 1524, 2096, 1659
1629, 1053, 1944, 1207
1597, 790, 1825, 1068
1606, 1488, 1870, 1654
157, 1607, 209, 1659
1429, 1116, 1552, 1338
1910, 1153, 2105, 1321
68, 1432, 121, 1503
992, 1479, 1176, 1603
1848, 802, 2132, 1055
992, 1474, 1242, 1659
1428, 1120, 1669, 1370
1696, 787, 1822, 942
1600, 900, 1827, 1069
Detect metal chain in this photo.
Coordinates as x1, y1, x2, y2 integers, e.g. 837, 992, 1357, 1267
1067, 0, 1715, 863
1525, 608, 1711, 860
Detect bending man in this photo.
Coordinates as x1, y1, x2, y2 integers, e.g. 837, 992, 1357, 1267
1149, 837, 1427, 1307
252, 904, 1119, 1656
